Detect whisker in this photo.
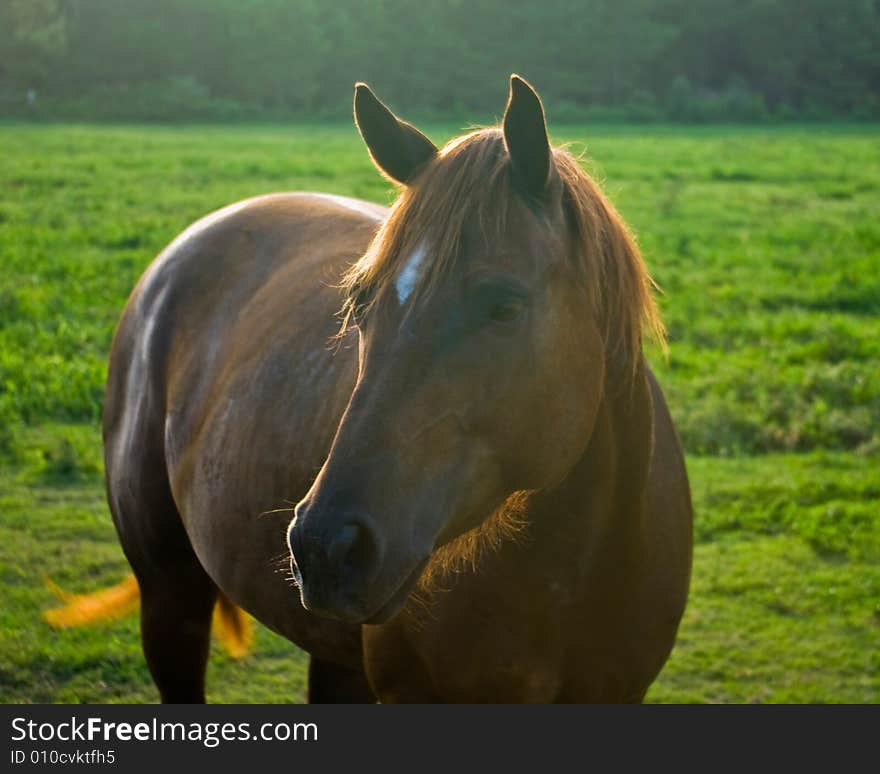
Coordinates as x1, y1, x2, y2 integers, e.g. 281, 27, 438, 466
269, 551, 292, 568
258, 507, 294, 519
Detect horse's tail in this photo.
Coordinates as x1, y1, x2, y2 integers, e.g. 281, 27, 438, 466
44, 575, 140, 626
212, 591, 253, 658
43, 574, 252, 658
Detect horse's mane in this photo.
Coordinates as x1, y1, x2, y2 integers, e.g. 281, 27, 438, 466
340, 126, 666, 376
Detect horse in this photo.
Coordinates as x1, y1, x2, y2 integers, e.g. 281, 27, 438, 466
102, 75, 692, 703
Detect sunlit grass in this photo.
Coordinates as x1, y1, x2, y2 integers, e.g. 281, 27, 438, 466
0, 123, 877, 702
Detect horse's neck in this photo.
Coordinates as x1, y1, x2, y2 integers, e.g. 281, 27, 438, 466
531, 357, 655, 560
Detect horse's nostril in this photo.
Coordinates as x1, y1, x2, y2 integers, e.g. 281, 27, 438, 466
328, 524, 361, 566
327, 521, 379, 579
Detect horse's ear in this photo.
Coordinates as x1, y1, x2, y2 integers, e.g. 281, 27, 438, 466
354, 83, 438, 186
502, 75, 554, 201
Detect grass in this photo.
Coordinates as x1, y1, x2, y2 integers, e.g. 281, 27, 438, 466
0, 122, 877, 702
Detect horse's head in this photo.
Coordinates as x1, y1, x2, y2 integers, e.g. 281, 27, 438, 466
287, 76, 662, 623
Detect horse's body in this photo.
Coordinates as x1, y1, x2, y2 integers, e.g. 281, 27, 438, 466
104, 78, 692, 703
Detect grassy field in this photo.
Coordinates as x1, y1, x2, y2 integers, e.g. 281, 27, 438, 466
0, 123, 877, 703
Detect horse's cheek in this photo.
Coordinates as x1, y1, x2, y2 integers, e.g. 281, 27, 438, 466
517, 311, 601, 484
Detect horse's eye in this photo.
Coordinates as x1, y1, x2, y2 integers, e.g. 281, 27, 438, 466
489, 297, 525, 323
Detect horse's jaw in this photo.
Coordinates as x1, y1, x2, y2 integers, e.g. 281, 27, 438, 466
362, 556, 431, 624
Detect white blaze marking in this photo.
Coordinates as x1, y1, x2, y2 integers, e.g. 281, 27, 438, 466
396, 242, 426, 305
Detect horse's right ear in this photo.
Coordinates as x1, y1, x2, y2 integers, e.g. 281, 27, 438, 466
354, 83, 438, 186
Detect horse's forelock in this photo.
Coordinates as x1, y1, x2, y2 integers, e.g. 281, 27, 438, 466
339, 128, 512, 327
339, 129, 665, 380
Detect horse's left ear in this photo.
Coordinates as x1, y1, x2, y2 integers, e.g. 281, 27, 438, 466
354, 83, 438, 186
502, 75, 554, 201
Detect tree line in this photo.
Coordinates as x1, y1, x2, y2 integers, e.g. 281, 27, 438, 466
1, 0, 878, 121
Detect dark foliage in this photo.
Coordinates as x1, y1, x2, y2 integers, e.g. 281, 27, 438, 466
1, 0, 878, 121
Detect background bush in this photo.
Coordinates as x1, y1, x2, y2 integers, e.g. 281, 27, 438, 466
1, 0, 879, 123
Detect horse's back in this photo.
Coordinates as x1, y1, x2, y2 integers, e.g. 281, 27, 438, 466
105, 191, 383, 488
102, 193, 384, 663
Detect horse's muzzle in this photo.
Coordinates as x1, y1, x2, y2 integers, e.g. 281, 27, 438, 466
287, 506, 395, 623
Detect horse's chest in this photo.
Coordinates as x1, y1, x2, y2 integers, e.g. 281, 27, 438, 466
364, 560, 665, 702
365, 588, 573, 702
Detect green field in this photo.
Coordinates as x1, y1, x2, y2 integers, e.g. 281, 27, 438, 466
1, 123, 878, 703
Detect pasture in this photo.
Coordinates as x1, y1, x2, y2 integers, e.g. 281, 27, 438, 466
0, 123, 877, 703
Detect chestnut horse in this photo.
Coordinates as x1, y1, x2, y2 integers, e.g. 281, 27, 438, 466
103, 76, 692, 703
